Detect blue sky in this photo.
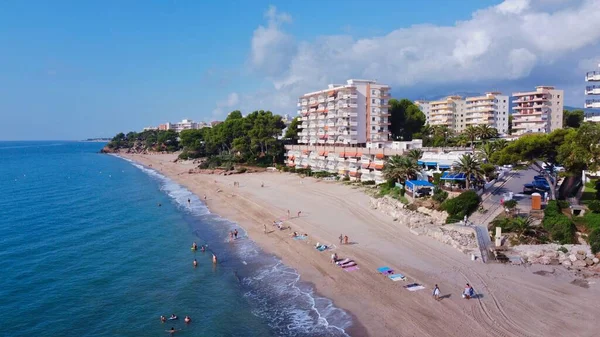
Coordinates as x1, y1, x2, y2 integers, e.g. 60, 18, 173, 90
1, 0, 599, 140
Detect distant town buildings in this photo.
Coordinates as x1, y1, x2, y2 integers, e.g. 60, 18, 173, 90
144, 119, 212, 133
511, 86, 563, 135
296, 79, 391, 148
416, 92, 509, 135
586, 63, 600, 109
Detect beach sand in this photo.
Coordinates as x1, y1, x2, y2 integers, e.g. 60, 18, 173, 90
121, 153, 599, 337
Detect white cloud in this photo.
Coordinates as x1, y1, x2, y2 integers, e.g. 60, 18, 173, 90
212, 92, 240, 117
221, 1, 600, 115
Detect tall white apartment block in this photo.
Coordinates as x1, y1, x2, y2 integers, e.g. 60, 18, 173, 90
586, 63, 600, 109
428, 95, 465, 130
464, 92, 509, 134
511, 86, 564, 135
297, 79, 391, 148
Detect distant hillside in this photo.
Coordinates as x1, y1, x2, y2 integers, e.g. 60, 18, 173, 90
564, 106, 600, 114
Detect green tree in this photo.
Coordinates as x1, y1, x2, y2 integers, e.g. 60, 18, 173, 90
388, 99, 426, 141
558, 122, 600, 173
453, 153, 484, 189
407, 149, 423, 162
157, 130, 179, 151
478, 142, 496, 163
463, 125, 479, 149
383, 155, 419, 183
476, 125, 498, 140
563, 109, 584, 128
284, 117, 301, 143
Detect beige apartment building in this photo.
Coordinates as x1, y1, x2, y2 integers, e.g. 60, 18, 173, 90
297, 79, 391, 148
416, 92, 509, 135
511, 86, 563, 135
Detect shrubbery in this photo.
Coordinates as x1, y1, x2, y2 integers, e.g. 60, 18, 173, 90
588, 200, 600, 213
432, 188, 448, 203
541, 201, 576, 244
589, 229, 600, 254
442, 190, 481, 223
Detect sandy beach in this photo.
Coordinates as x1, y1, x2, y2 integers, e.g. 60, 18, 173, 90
120, 153, 599, 337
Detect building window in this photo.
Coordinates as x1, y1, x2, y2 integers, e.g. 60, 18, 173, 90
557, 95, 560, 98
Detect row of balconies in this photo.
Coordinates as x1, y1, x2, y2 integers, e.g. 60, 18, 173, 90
585, 85, 600, 95
512, 96, 549, 103
585, 99, 600, 109
586, 71, 600, 82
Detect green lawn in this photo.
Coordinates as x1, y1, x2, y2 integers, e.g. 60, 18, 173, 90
581, 182, 597, 204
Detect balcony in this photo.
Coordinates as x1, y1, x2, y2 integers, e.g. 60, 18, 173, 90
586, 71, 600, 82
585, 99, 600, 109
301, 100, 308, 106
585, 85, 600, 95
512, 109, 546, 116
349, 121, 358, 127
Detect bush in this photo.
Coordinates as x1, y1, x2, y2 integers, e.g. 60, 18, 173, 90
432, 173, 442, 186
542, 201, 576, 244
588, 200, 600, 213
504, 199, 517, 209
442, 191, 481, 223
481, 163, 496, 180
178, 151, 190, 160
589, 228, 600, 254
557, 246, 568, 254
236, 167, 247, 174
557, 200, 570, 209
361, 180, 376, 185
342, 175, 350, 181
432, 188, 448, 203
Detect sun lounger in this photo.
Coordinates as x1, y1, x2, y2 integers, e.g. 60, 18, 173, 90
343, 266, 359, 272
316, 245, 328, 251
388, 274, 406, 282
341, 262, 357, 268
339, 260, 354, 267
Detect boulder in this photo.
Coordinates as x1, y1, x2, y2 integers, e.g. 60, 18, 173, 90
572, 260, 587, 268
585, 258, 594, 266
539, 256, 552, 265
569, 254, 578, 262
594, 258, 600, 264
562, 260, 572, 267
577, 250, 586, 255
576, 254, 586, 261
544, 251, 558, 258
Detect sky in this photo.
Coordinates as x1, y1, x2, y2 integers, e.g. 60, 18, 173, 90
1, 0, 600, 140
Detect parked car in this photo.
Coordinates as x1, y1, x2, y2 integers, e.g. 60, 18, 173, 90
534, 175, 554, 184
532, 180, 550, 191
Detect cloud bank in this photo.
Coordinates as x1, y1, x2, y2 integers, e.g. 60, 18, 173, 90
217, 0, 600, 115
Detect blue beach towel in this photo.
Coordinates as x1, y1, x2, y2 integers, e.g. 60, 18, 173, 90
388, 274, 406, 282
377, 266, 392, 273
293, 236, 308, 240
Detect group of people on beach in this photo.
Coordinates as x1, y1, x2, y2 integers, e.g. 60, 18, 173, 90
431, 283, 475, 301
338, 234, 349, 245
229, 229, 239, 241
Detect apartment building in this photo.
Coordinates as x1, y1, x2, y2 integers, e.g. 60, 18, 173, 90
297, 79, 391, 148
464, 92, 509, 134
156, 119, 210, 133
586, 63, 600, 109
417, 93, 509, 134
511, 86, 564, 135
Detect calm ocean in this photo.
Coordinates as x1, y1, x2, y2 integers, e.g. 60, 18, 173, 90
0, 141, 350, 337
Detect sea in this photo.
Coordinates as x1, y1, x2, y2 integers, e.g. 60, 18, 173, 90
0, 141, 351, 337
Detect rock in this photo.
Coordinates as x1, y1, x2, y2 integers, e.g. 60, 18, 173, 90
577, 250, 586, 255
569, 254, 578, 262
539, 256, 551, 265
585, 258, 594, 266
544, 251, 558, 258
572, 260, 587, 268
562, 260, 572, 267
576, 254, 585, 261
594, 258, 600, 264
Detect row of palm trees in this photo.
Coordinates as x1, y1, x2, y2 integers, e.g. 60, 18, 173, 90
383, 139, 509, 190
421, 124, 499, 148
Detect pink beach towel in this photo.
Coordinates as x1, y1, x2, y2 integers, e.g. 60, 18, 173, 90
344, 266, 359, 272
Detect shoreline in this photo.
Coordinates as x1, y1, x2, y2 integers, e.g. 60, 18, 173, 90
118, 152, 600, 337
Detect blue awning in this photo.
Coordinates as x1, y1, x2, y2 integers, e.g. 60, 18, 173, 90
417, 160, 424, 165
438, 164, 451, 169
424, 161, 437, 166
441, 172, 466, 180
405, 180, 435, 190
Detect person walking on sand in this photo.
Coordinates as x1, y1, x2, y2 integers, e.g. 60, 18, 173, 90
287, 210, 291, 219
297, 211, 301, 218
339, 234, 343, 244
203, 194, 207, 201
344, 235, 349, 245
264, 224, 267, 234
433, 284, 440, 301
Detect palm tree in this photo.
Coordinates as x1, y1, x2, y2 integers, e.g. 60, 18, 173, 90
511, 216, 533, 239
493, 139, 508, 151
478, 142, 495, 163
463, 126, 479, 149
407, 149, 423, 163
383, 155, 419, 183
477, 125, 499, 140
454, 134, 470, 147
453, 153, 484, 189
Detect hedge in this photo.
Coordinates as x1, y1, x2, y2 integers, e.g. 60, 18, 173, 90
542, 201, 576, 244
442, 190, 480, 223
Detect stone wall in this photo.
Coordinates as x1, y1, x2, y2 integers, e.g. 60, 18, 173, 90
370, 196, 477, 254
511, 244, 599, 269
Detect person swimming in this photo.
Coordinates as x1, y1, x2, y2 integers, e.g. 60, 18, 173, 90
193, 259, 198, 267
160, 315, 166, 323
200, 245, 205, 252
233, 229, 238, 239
184, 316, 191, 323
166, 327, 178, 335
212, 254, 217, 264
169, 314, 178, 320
191, 242, 198, 250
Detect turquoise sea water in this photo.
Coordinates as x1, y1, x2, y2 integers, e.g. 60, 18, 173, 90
0, 141, 350, 337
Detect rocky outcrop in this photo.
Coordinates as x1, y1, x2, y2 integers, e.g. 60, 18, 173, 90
100, 146, 119, 154
512, 244, 599, 270
370, 196, 476, 254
